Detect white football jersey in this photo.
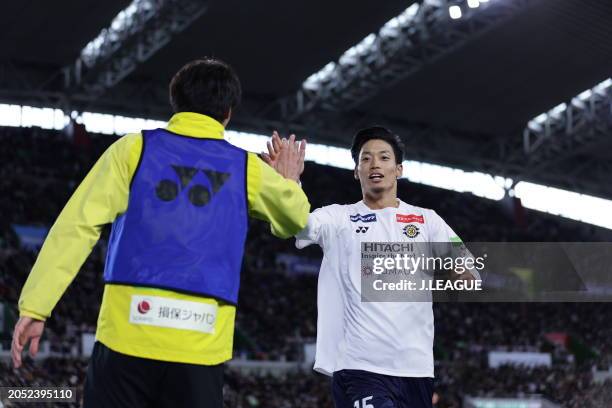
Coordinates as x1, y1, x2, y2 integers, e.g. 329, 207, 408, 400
296, 199, 462, 377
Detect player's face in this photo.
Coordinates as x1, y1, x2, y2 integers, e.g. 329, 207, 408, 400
354, 139, 403, 196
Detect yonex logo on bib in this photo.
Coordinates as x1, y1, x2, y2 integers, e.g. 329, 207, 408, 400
350, 213, 377, 223
129, 295, 217, 333
155, 165, 230, 207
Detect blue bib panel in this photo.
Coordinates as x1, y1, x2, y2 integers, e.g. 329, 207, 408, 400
104, 129, 248, 304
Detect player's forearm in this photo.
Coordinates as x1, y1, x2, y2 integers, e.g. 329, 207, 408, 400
268, 183, 310, 238
248, 153, 311, 238
19, 218, 102, 319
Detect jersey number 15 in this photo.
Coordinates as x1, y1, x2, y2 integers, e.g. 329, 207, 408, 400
354, 396, 374, 408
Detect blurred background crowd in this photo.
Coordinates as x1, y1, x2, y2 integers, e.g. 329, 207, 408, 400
1, 127, 611, 407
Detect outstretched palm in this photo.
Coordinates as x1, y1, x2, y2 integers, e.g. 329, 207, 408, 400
261, 131, 306, 182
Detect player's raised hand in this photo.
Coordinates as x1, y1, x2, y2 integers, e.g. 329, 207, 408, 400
261, 131, 283, 170
263, 131, 306, 182
11, 316, 45, 368
278, 133, 306, 182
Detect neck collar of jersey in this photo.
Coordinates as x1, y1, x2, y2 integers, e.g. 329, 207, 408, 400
166, 112, 225, 139
360, 198, 401, 211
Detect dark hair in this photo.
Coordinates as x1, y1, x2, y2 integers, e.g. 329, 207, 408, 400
350, 126, 405, 165
169, 58, 242, 123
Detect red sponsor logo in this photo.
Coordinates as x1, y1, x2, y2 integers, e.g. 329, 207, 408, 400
137, 300, 151, 315
396, 214, 424, 224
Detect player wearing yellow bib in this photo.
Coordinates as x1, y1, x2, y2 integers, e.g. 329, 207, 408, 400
11, 58, 310, 408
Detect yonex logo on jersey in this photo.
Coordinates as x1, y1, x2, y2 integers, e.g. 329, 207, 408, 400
350, 213, 377, 223
356, 226, 369, 233
396, 214, 424, 224
155, 165, 230, 207
403, 224, 420, 238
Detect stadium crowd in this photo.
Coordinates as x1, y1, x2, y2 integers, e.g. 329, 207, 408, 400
1, 126, 611, 407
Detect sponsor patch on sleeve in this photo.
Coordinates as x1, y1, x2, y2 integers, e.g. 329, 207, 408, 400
450, 236, 464, 247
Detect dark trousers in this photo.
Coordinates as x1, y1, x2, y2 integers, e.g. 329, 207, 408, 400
83, 342, 223, 408
332, 369, 433, 408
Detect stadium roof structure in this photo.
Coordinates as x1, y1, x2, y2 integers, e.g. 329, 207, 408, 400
0, 0, 611, 201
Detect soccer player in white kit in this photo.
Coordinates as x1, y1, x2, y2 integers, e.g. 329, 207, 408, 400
290, 126, 478, 408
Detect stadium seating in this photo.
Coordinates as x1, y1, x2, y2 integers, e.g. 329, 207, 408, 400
1, 126, 611, 407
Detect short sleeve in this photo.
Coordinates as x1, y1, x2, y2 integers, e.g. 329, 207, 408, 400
295, 205, 341, 249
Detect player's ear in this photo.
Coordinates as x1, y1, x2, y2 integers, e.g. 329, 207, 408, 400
354, 167, 359, 180
222, 108, 232, 127
396, 163, 403, 179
